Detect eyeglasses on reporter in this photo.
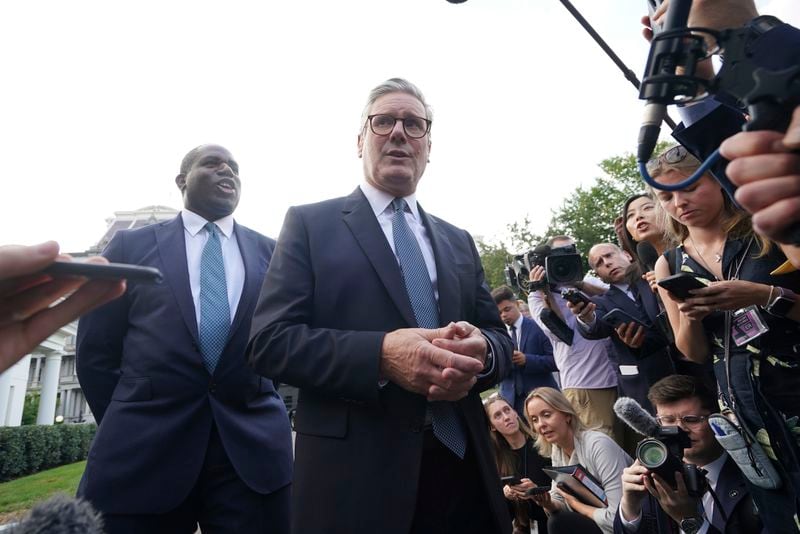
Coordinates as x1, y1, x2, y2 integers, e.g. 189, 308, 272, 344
645, 144, 701, 175
366, 114, 432, 139
655, 414, 709, 427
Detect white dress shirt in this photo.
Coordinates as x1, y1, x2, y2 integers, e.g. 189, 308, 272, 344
182, 209, 245, 325
359, 181, 439, 299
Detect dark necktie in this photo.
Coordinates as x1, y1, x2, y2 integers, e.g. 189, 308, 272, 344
199, 223, 230, 373
392, 198, 466, 459
509, 325, 519, 350
510, 324, 524, 397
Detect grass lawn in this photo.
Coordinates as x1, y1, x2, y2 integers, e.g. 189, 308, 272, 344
0, 461, 85, 516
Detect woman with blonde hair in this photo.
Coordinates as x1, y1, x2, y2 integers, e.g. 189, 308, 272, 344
523, 387, 630, 534
651, 142, 800, 531
484, 395, 551, 534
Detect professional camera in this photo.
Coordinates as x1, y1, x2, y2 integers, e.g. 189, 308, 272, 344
503, 244, 585, 297
636, 426, 706, 497
544, 244, 584, 286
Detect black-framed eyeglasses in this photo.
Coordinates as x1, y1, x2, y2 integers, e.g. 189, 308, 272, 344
655, 414, 709, 427
366, 114, 431, 139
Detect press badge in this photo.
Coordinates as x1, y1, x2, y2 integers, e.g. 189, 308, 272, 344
731, 305, 769, 346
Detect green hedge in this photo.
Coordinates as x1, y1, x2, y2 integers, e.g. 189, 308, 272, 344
0, 424, 96, 482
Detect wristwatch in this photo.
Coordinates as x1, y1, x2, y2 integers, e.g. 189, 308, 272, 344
764, 287, 797, 318
679, 515, 704, 534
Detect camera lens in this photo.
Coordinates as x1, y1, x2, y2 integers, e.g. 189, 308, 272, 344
637, 439, 668, 468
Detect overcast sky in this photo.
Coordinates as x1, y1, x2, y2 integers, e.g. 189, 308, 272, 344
3, 0, 797, 253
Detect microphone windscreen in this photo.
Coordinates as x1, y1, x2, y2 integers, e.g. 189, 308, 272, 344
12, 494, 104, 534
614, 397, 659, 437
636, 241, 660, 272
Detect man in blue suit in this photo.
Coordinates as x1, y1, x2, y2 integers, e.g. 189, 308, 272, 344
491, 285, 557, 417
247, 78, 513, 534
569, 244, 674, 415
76, 144, 293, 534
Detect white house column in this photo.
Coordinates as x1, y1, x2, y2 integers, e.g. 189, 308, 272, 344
0, 354, 32, 427
36, 352, 63, 425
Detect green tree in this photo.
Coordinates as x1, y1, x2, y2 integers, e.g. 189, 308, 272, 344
475, 238, 512, 290
21, 393, 40, 426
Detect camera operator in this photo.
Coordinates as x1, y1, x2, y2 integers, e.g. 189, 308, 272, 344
615, 375, 761, 534
720, 105, 800, 267
568, 244, 674, 419
527, 236, 620, 443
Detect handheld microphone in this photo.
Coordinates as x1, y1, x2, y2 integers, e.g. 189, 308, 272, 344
637, 0, 693, 164
11, 494, 104, 533
614, 397, 660, 437
636, 241, 660, 272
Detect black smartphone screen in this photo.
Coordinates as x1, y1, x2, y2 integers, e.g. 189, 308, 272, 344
43, 261, 163, 284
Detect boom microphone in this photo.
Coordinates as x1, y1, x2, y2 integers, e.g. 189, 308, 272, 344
614, 397, 659, 437
10, 494, 104, 534
636, 241, 660, 272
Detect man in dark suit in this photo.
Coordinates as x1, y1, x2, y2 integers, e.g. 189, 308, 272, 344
568, 243, 674, 415
491, 285, 557, 417
247, 78, 513, 534
615, 375, 761, 534
76, 145, 293, 534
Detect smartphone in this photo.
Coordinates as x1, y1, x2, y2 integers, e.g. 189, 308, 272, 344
561, 288, 590, 307
43, 261, 164, 284
657, 273, 707, 299
500, 475, 522, 486
525, 486, 549, 496
601, 308, 649, 329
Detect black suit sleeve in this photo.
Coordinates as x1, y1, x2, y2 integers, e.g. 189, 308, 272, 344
75, 232, 130, 423
247, 206, 385, 405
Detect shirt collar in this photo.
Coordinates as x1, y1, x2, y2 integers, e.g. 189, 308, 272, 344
612, 282, 630, 294
700, 453, 728, 487
360, 181, 421, 221
181, 209, 235, 238
507, 314, 524, 332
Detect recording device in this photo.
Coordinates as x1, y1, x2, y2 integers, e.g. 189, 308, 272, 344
657, 272, 706, 300
11, 494, 105, 534
539, 308, 574, 346
636, 241, 660, 272
501, 475, 523, 486
601, 308, 649, 329
504, 244, 584, 297
43, 261, 163, 284
614, 397, 706, 497
561, 287, 590, 307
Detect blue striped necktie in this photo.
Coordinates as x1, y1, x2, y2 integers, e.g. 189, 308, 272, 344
199, 222, 230, 373
391, 198, 467, 459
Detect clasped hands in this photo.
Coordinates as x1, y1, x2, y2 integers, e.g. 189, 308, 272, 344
380, 321, 487, 401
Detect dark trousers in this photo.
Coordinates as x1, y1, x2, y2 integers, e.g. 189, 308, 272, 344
547, 511, 602, 534
102, 425, 290, 534
409, 428, 501, 534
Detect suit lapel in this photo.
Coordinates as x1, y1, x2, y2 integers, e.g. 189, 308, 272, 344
634, 279, 659, 323
419, 204, 459, 325
607, 286, 641, 319
342, 188, 418, 327
155, 215, 200, 344
519, 317, 531, 350
228, 223, 264, 342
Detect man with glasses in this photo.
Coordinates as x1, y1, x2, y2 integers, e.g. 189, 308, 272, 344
615, 375, 761, 534
247, 78, 513, 534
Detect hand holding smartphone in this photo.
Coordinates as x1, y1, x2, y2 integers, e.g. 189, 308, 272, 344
43, 261, 163, 284
601, 308, 649, 329
500, 475, 523, 486
657, 272, 707, 299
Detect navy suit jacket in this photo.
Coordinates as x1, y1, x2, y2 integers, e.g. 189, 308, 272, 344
579, 280, 674, 413
499, 316, 557, 415
76, 214, 293, 514
247, 188, 513, 534
613, 455, 762, 534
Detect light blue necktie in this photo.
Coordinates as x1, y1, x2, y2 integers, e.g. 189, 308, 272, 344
199, 222, 230, 373
392, 198, 467, 459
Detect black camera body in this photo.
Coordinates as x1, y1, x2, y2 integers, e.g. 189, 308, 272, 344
636, 426, 706, 497
540, 244, 584, 286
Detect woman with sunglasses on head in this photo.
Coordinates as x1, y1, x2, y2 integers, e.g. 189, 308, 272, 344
485, 395, 551, 534
650, 142, 800, 533
523, 387, 631, 534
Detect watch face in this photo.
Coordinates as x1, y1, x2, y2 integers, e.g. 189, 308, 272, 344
679, 517, 702, 534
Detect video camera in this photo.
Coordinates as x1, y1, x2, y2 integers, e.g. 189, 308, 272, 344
636, 426, 706, 497
504, 244, 584, 297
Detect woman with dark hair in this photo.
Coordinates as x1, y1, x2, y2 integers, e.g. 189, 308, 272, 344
485, 395, 551, 534
620, 192, 668, 266
651, 142, 800, 532
523, 388, 630, 534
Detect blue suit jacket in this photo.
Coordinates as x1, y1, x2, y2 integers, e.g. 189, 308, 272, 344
76, 214, 293, 514
247, 188, 513, 534
613, 455, 762, 534
499, 316, 557, 415
579, 280, 674, 413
